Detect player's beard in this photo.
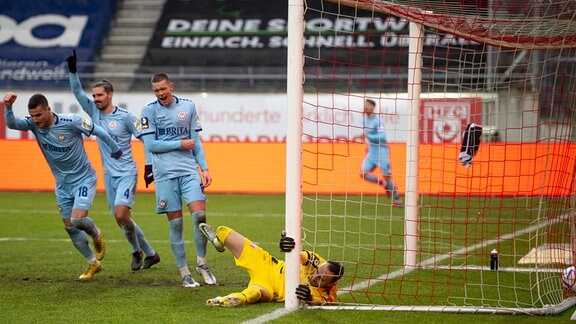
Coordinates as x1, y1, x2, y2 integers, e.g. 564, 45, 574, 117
94, 101, 106, 110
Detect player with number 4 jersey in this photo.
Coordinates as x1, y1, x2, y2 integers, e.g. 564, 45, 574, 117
67, 50, 160, 272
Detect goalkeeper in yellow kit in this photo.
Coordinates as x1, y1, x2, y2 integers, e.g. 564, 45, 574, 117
199, 223, 344, 307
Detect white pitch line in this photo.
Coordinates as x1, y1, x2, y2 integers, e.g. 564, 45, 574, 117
0, 237, 154, 243
242, 308, 297, 324
0, 208, 284, 218
0, 237, 281, 246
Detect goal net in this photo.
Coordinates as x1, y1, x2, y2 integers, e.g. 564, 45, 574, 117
286, 0, 576, 314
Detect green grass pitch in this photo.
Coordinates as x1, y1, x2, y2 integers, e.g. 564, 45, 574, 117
0, 191, 574, 323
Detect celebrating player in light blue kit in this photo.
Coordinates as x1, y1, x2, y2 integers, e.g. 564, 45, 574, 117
361, 99, 403, 206
3, 92, 122, 280
66, 51, 160, 271
140, 73, 216, 288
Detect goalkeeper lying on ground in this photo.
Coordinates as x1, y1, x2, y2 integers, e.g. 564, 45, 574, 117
199, 223, 344, 307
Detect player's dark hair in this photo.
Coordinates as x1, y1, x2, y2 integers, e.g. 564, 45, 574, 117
151, 73, 170, 84
326, 260, 344, 282
365, 99, 376, 107
93, 79, 114, 93
28, 93, 48, 109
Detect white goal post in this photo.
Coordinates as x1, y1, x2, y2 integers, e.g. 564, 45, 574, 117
285, 0, 305, 310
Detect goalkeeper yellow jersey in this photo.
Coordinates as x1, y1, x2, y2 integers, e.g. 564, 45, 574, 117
234, 239, 338, 305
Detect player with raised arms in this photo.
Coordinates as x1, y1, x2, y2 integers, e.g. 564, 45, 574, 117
3, 92, 122, 280
66, 50, 160, 271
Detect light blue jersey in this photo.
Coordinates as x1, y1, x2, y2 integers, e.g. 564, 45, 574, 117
70, 73, 142, 177
140, 96, 205, 181
361, 113, 399, 200
363, 115, 390, 162
5, 109, 97, 184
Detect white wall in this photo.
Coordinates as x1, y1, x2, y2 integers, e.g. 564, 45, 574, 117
5, 90, 567, 142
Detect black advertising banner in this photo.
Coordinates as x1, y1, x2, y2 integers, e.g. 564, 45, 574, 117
144, 0, 482, 68
144, 0, 290, 66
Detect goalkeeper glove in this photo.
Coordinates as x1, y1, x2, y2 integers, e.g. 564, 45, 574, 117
279, 231, 295, 252
110, 150, 122, 160
459, 123, 482, 168
66, 50, 77, 73
144, 164, 154, 188
295, 284, 311, 302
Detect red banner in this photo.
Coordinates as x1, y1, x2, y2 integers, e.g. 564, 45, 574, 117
420, 98, 482, 143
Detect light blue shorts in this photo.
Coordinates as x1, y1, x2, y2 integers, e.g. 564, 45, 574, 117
55, 175, 97, 219
154, 174, 206, 214
104, 174, 137, 213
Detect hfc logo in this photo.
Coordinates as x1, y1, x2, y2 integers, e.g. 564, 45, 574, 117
421, 99, 481, 144
0, 15, 88, 47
